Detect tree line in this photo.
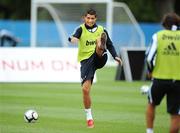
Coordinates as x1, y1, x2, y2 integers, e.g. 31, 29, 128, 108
0, 0, 179, 22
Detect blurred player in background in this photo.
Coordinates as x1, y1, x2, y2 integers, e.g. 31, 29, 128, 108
145, 13, 180, 133
0, 29, 20, 47
68, 9, 122, 128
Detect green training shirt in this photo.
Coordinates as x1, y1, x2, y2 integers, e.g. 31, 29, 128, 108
78, 24, 104, 62
152, 30, 180, 80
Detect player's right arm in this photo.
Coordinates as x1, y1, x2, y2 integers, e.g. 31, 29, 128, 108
146, 33, 158, 78
68, 36, 79, 44
68, 26, 82, 44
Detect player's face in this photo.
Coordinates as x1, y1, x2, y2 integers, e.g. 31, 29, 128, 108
84, 14, 97, 27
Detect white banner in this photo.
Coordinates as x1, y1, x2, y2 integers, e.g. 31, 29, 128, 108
0, 48, 83, 82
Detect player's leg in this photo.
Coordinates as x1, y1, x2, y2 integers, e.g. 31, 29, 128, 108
146, 79, 166, 133
82, 80, 92, 109
167, 81, 180, 133
95, 51, 107, 69
170, 115, 180, 133
80, 57, 96, 128
82, 79, 94, 128
146, 103, 156, 133
96, 32, 107, 57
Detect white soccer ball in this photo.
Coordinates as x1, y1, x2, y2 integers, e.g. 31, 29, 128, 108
140, 85, 150, 95
24, 109, 38, 123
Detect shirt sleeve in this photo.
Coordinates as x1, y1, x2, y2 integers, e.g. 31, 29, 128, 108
72, 27, 82, 39
146, 33, 158, 72
104, 29, 118, 59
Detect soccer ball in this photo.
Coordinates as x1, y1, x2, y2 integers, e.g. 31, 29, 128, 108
140, 85, 150, 95
24, 109, 38, 123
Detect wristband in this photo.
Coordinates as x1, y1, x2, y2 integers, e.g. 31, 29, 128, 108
68, 37, 72, 42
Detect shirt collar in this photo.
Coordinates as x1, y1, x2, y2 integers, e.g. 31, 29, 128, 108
84, 23, 97, 29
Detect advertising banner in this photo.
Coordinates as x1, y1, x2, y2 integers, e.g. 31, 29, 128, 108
0, 48, 83, 82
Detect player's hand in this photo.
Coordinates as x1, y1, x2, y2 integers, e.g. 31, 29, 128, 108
147, 72, 152, 79
115, 57, 122, 66
69, 37, 79, 44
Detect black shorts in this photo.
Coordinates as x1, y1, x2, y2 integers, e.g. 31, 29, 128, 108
148, 78, 180, 115
80, 51, 107, 85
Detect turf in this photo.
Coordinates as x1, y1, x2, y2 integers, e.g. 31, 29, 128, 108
0, 67, 169, 133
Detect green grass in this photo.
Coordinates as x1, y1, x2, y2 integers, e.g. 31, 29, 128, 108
0, 67, 169, 133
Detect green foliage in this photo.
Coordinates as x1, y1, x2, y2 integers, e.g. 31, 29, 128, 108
116, 0, 179, 22
0, 0, 179, 22
0, 0, 30, 20
116, 0, 159, 22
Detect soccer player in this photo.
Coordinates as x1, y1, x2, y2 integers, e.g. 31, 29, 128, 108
145, 13, 180, 133
0, 29, 20, 47
68, 9, 122, 128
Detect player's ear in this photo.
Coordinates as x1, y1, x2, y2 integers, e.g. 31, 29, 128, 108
82, 16, 85, 22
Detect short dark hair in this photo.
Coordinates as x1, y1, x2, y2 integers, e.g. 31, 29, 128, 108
84, 9, 97, 17
162, 13, 180, 30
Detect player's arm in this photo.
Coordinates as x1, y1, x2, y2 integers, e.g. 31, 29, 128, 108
104, 29, 122, 65
68, 27, 82, 44
146, 34, 157, 73
69, 36, 79, 44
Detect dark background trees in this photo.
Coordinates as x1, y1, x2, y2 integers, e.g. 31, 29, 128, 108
118, 0, 179, 22
0, 0, 179, 22
0, 0, 30, 19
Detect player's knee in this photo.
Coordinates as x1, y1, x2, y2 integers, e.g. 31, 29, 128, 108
96, 48, 104, 58
82, 86, 90, 95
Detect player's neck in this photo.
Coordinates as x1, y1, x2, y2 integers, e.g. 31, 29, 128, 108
84, 23, 97, 29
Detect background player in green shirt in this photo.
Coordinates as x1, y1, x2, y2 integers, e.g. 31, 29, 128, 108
69, 9, 122, 128
145, 13, 180, 133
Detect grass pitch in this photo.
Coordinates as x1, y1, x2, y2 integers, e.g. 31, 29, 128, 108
0, 67, 169, 133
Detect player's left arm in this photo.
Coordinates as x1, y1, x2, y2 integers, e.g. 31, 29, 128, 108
104, 29, 122, 65
114, 57, 122, 65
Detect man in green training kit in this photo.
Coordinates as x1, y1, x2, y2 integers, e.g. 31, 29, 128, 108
68, 9, 122, 128
146, 13, 180, 133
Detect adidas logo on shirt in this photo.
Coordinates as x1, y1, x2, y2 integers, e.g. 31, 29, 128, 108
163, 42, 180, 56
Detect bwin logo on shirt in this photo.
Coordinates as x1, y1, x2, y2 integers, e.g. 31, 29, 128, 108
86, 40, 96, 46
163, 42, 180, 56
